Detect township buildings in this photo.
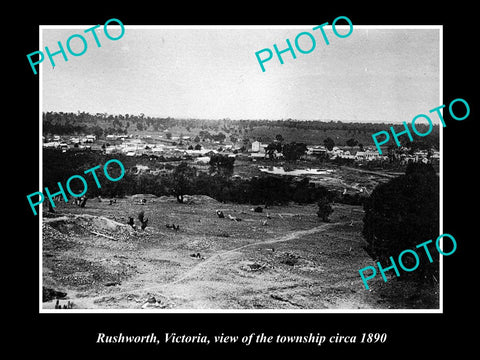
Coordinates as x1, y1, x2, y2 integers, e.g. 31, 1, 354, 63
43, 134, 439, 165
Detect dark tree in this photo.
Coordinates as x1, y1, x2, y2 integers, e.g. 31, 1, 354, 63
249, 176, 291, 207
172, 162, 196, 203
209, 154, 235, 178
346, 138, 358, 147
362, 163, 439, 282
265, 143, 277, 161
282, 142, 307, 161
293, 178, 314, 204
91, 125, 104, 139
229, 134, 238, 144
138, 210, 148, 230
324, 137, 335, 151
212, 132, 226, 142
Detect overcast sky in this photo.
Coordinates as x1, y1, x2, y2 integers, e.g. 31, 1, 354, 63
41, 25, 440, 122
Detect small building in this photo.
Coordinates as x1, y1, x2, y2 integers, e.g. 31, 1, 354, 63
308, 146, 327, 156
355, 150, 383, 161
251, 141, 267, 153
195, 156, 211, 164
85, 134, 96, 143
339, 151, 355, 159
105, 146, 118, 154
334, 149, 344, 156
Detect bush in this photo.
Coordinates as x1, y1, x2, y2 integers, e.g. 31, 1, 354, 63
317, 197, 333, 222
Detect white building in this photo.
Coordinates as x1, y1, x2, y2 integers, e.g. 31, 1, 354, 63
251, 141, 267, 153
195, 156, 211, 164
355, 150, 383, 161
338, 150, 355, 159
43, 141, 61, 148
105, 146, 118, 154
308, 146, 327, 156
85, 135, 96, 142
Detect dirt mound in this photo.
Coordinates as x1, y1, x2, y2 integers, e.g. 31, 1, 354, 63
131, 194, 158, 199
43, 223, 74, 251
184, 195, 219, 205
93, 292, 173, 309
240, 261, 267, 272
44, 214, 135, 240
45, 217, 88, 235
42, 287, 67, 302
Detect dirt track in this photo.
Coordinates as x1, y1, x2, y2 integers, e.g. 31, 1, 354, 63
61, 223, 338, 309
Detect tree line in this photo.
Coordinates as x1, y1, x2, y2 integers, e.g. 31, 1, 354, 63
43, 111, 439, 140
43, 149, 359, 209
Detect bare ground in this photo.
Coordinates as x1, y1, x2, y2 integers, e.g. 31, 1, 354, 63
41, 195, 438, 310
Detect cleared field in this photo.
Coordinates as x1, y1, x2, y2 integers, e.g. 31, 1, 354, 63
42, 194, 438, 310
